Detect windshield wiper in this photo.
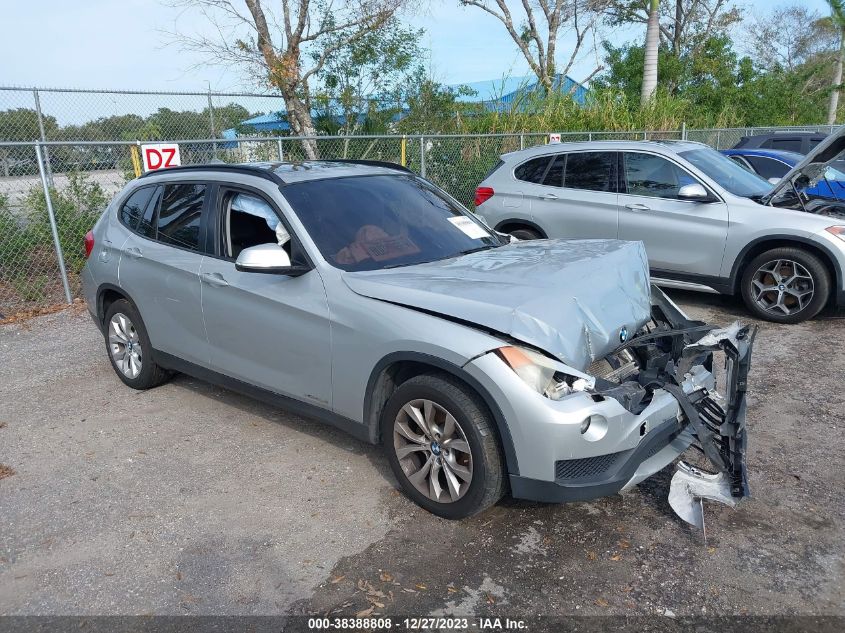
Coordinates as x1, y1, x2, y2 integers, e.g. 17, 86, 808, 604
458, 244, 497, 256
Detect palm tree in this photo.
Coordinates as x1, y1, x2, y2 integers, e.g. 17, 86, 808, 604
641, 0, 660, 105
827, 0, 845, 125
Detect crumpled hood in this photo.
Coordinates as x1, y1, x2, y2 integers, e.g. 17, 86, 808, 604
342, 239, 652, 370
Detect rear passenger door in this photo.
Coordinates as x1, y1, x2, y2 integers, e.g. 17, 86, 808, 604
118, 181, 210, 366
524, 151, 619, 239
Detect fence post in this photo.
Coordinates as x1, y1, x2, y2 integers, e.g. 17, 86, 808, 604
35, 143, 72, 305
716, 130, 721, 149
681, 122, 687, 140
207, 88, 217, 158
519, 134, 524, 150
420, 135, 426, 178
33, 89, 53, 188
277, 137, 284, 161
400, 135, 407, 167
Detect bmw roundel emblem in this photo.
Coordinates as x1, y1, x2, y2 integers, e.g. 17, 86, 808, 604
619, 326, 629, 343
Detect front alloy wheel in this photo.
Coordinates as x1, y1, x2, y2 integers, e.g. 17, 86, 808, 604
381, 373, 505, 519
740, 247, 830, 324
393, 398, 473, 503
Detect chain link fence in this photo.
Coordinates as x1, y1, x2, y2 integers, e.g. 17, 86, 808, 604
0, 86, 838, 315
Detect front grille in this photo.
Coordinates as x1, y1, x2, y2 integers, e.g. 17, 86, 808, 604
554, 452, 623, 481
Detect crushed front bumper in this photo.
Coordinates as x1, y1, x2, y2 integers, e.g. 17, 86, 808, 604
507, 286, 756, 516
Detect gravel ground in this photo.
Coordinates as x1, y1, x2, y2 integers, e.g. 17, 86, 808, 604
0, 292, 843, 619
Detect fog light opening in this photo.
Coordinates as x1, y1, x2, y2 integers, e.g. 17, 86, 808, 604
581, 415, 608, 442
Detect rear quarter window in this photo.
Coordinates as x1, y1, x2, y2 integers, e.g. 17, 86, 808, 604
514, 156, 552, 183
118, 186, 156, 232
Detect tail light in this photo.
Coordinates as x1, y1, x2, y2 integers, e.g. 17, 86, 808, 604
84, 230, 95, 259
474, 186, 494, 207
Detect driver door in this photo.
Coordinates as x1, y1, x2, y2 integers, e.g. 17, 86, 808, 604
199, 185, 333, 409
617, 151, 729, 278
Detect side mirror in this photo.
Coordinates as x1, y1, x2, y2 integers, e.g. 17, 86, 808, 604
235, 243, 310, 276
678, 183, 710, 201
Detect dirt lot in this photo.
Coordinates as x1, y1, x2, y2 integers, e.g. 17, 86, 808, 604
0, 291, 843, 621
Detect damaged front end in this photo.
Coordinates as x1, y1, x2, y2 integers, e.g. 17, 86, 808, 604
495, 284, 756, 527
585, 286, 757, 527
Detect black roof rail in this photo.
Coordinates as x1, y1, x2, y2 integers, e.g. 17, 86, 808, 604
138, 163, 286, 185
322, 158, 415, 174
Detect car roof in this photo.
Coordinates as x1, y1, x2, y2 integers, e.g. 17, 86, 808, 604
721, 148, 805, 163
137, 159, 411, 185
733, 132, 827, 149
500, 139, 708, 160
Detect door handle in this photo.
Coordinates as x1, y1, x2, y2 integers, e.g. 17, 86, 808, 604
624, 203, 651, 212
540, 193, 559, 200
201, 272, 229, 288
124, 246, 143, 259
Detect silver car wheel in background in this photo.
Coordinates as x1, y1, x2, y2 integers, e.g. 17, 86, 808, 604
751, 259, 815, 316
393, 398, 473, 503
108, 313, 142, 379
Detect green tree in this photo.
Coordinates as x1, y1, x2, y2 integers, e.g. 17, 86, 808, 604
169, 0, 409, 158
310, 17, 426, 135
0, 109, 59, 176
641, 0, 660, 104
826, 0, 845, 124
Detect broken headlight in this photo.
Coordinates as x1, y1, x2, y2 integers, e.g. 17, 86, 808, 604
495, 346, 593, 400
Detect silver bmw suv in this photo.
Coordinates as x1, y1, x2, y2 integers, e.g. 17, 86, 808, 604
81, 160, 754, 522
475, 129, 845, 323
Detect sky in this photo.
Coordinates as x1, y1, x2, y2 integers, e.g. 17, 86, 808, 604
0, 0, 835, 94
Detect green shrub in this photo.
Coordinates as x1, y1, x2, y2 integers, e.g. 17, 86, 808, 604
24, 172, 107, 274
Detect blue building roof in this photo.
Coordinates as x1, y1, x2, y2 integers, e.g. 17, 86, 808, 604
453, 74, 589, 109
223, 74, 589, 136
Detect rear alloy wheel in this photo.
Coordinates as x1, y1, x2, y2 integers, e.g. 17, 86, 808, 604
382, 373, 505, 519
103, 299, 171, 390
740, 247, 830, 323
508, 227, 541, 240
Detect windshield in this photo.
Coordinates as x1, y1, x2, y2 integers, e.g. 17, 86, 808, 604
680, 147, 772, 198
282, 174, 501, 272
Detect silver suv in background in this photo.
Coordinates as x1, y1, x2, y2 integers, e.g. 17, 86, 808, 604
475, 132, 845, 323
81, 160, 754, 524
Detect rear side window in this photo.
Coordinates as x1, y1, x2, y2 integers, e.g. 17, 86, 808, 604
564, 152, 616, 192
746, 156, 789, 180
157, 184, 206, 251
515, 156, 552, 183
543, 155, 565, 187
766, 138, 802, 152
119, 186, 156, 232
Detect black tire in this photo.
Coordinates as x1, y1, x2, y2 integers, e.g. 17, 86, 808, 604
740, 247, 830, 323
508, 227, 542, 240
103, 299, 171, 390
381, 373, 505, 519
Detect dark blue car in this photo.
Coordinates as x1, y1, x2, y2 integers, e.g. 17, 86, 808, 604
721, 148, 845, 200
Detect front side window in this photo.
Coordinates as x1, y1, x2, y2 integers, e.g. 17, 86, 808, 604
515, 157, 552, 183
564, 152, 616, 192
282, 175, 501, 272
224, 192, 289, 259
746, 156, 790, 180
679, 147, 771, 198
623, 153, 697, 199
157, 184, 206, 251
